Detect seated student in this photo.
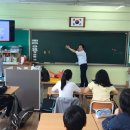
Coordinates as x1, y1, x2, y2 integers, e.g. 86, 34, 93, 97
84, 69, 118, 101
63, 105, 86, 130
52, 69, 81, 98
0, 85, 14, 118
102, 88, 130, 130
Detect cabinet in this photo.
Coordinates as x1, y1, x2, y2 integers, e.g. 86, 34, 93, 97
6, 69, 41, 109
0, 46, 22, 64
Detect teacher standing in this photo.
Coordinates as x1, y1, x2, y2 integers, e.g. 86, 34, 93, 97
66, 44, 88, 87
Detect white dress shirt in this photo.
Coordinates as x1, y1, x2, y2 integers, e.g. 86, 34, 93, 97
52, 80, 81, 98
76, 50, 87, 65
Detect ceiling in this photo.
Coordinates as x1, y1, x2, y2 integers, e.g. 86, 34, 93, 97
0, 0, 130, 6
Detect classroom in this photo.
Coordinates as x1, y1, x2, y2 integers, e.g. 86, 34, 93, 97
0, 0, 130, 130
0, 1, 129, 85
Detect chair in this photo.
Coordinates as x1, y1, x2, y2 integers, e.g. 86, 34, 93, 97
53, 97, 81, 113
40, 98, 56, 113
89, 100, 114, 114
0, 107, 7, 118
0, 95, 8, 118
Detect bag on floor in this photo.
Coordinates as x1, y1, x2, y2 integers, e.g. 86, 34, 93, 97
6, 95, 34, 130
40, 98, 55, 113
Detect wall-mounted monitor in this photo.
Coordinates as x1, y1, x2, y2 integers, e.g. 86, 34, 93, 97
0, 20, 15, 42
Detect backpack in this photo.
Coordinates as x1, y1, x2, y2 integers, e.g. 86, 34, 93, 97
0, 85, 7, 95
6, 95, 34, 130
41, 67, 50, 82
40, 98, 56, 113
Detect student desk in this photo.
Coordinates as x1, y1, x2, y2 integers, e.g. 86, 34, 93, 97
47, 87, 85, 105
47, 86, 101, 107
37, 113, 99, 130
47, 86, 118, 97
92, 114, 105, 130
47, 86, 94, 97
41, 78, 61, 102
47, 86, 118, 112
47, 86, 85, 96
0, 86, 19, 116
41, 77, 61, 85
4, 86, 19, 95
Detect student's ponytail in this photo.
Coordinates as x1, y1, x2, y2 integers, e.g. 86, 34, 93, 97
61, 72, 67, 90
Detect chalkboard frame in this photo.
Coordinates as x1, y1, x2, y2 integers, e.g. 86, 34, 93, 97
30, 30, 128, 65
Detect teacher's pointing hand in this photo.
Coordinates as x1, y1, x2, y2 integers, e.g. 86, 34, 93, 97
65, 45, 70, 49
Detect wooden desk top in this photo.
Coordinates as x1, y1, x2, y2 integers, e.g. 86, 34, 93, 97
41, 78, 61, 85
48, 87, 97, 96
37, 113, 98, 130
47, 87, 86, 96
48, 86, 119, 97
92, 114, 105, 130
4, 86, 19, 95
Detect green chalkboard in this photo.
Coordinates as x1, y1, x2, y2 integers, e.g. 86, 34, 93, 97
0, 29, 29, 58
31, 31, 127, 64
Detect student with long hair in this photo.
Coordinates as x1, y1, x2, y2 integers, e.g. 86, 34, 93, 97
84, 69, 118, 101
102, 88, 130, 130
52, 69, 81, 98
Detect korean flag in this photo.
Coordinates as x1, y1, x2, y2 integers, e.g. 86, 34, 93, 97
70, 17, 85, 27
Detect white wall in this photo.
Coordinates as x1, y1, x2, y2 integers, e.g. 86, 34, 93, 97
0, 4, 130, 31
44, 64, 128, 85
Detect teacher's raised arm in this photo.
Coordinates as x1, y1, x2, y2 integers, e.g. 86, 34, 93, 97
65, 45, 76, 53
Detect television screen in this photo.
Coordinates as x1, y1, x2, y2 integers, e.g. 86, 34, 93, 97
0, 20, 15, 42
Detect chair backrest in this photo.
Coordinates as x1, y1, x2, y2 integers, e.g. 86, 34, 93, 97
89, 100, 114, 114
53, 97, 81, 113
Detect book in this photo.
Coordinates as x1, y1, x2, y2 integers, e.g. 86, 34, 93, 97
95, 109, 113, 118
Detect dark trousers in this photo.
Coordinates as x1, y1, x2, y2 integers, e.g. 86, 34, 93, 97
0, 95, 14, 117
80, 63, 88, 87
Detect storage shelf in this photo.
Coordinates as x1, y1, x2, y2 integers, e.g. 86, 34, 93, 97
3, 62, 19, 65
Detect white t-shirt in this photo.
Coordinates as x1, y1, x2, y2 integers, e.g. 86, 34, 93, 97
76, 50, 87, 65
52, 81, 81, 98
88, 81, 116, 101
